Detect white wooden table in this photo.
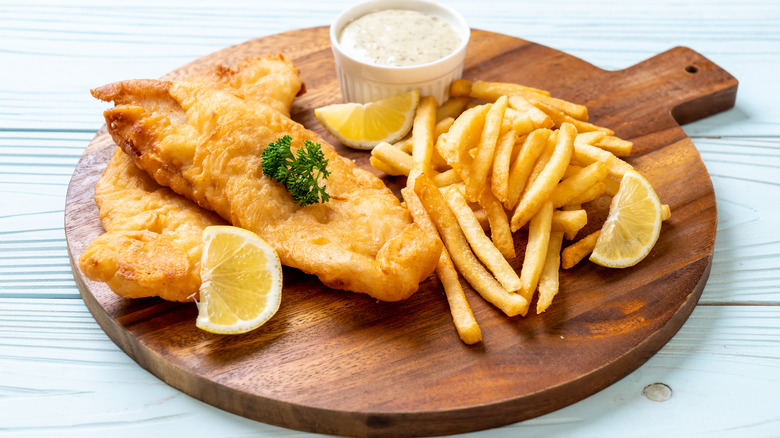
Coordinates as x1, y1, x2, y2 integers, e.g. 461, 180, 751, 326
1, 1, 779, 436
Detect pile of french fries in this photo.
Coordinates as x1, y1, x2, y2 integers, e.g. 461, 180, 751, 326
370, 79, 670, 344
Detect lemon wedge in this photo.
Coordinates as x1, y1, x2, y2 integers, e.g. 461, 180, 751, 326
314, 90, 419, 150
589, 169, 663, 268
196, 226, 282, 334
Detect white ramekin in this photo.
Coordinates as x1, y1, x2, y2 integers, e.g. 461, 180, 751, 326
329, 0, 470, 104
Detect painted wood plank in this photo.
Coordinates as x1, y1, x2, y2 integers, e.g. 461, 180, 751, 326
1, 301, 777, 436
0, 1, 777, 133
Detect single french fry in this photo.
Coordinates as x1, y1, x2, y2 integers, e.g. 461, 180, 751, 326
392, 137, 412, 153
575, 131, 607, 145
412, 95, 439, 174
434, 117, 455, 139
504, 128, 551, 210
437, 104, 490, 178
551, 209, 588, 241
507, 95, 554, 129
566, 182, 605, 206
563, 164, 584, 179
561, 229, 601, 269
414, 175, 528, 317
437, 97, 471, 121
602, 176, 621, 197
371, 142, 414, 176
536, 231, 564, 314
532, 100, 613, 135
504, 107, 537, 136
594, 135, 633, 156
401, 186, 482, 344
473, 206, 490, 231
661, 204, 671, 221
573, 141, 633, 178
369, 155, 405, 176
433, 168, 461, 187
511, 122, 576, 231
450, 79, 473, 97
442, 185, 522, 293
490, 125, 516, 203
550, 161, 609, 208
518, 200, 554, 314
526, 91, 589, 121
467, 96, 508, 201
468, 79, 552, 100
478, 186, 516, 259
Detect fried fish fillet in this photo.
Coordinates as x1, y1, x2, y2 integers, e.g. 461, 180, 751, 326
90, 76, 441, 301
79, 149, 226, 301
79, 55, 302, 301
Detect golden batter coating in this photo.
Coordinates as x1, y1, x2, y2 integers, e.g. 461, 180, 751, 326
89, 69, 440, 302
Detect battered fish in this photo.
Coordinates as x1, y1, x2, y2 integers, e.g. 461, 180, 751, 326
91, 75, 441, 301
80, 55, 302, 301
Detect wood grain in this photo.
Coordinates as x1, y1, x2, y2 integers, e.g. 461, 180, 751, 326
64, 27, 736, 437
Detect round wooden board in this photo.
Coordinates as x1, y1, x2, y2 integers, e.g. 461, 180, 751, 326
65, 27, 736, 437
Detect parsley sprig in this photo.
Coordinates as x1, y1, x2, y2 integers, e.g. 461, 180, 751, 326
261, 135, 330, 207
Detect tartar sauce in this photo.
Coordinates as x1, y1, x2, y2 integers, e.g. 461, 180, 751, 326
338, 9, 460, 67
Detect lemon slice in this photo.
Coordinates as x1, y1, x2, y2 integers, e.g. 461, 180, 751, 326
590, 169, 663, 268
314, 90, 419, 150
196, 226, 282, 334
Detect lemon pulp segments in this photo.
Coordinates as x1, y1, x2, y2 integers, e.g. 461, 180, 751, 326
196, 226, 282, 334
589, 170, 662, 268
314, 90, 419, 150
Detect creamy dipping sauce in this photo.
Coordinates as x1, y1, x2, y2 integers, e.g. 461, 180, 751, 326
338, 9, 460, 67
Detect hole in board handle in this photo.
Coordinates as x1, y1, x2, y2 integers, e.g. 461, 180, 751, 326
685, 65, 699, 74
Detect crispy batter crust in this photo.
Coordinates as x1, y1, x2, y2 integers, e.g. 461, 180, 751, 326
85, 56, 440, 302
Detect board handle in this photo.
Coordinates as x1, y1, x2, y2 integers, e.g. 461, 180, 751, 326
617, 46, 738, 127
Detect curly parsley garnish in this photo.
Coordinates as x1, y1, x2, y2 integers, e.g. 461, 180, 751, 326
261, 135, 330, 207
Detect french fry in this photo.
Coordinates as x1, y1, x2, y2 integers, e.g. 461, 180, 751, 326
437, 96, 471, 121
661, 204, 671, 221
369, 155, 405, 176
511, 122, 576, 231
436, 104, 490, 178
532, 100, 613, 135
490, 125, 516, 203
467, 79, 551, 100
450, 79, 473, 97
401, 185, 482, 344
507, 95, 554, 129
602, 176, 621, 197
504, 128, 551, 210
412, 95, 439, 174
433, 168, 461, 187
563, 164, 583, 179
575, 131, 607, 145
550, 161, 609, 208
371, 142, 414, 176
467, 96, 508, 201
393, 137, 412, 153
551, 209, 588, 241
573, 140, 633, 178
594, 135, 633, 156
566, 182, 605, 206
504, 107, 537, 136
561, 230, 601, 269
518, 200, 554, 314
414, 175, 528, 317
478, 186, 516, 259
442, 185, 521, 293
526, 92, 589, 121
536, 231, 564, 314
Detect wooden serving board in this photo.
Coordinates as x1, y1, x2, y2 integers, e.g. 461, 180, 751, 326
65, 27, 737, 437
